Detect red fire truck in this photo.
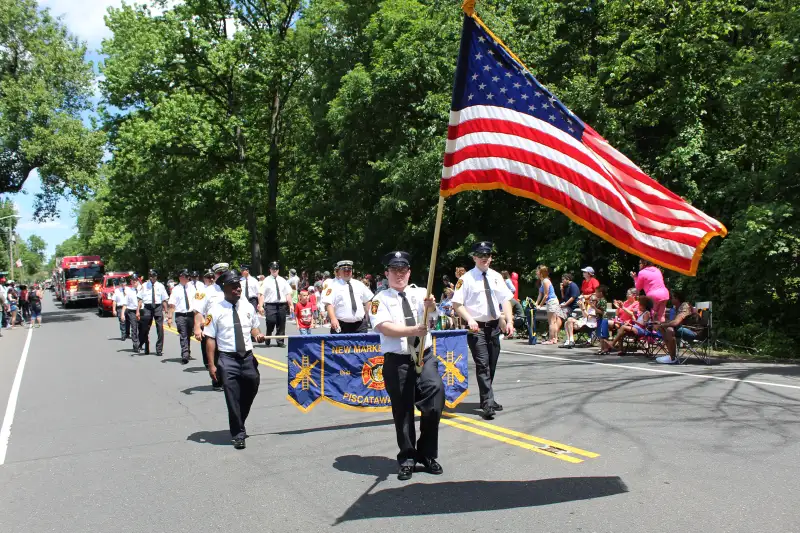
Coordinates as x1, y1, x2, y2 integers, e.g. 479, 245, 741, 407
56, 256, 106, 307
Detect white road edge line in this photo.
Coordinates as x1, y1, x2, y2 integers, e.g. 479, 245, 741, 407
501, 349, 800, 391
0, 326, 34, 465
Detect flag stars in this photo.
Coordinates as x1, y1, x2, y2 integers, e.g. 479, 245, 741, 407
521, 94, 529, 100
468, 93, 474, 101
528, 104, 536, 111
548, 114, 556, 121
505, 72, 513, 78
475, 53, 483, 60
478, 83, 486, 90
483, 65, 491, 71
471, 73, 479, 81
535, 91, 543, 97
478, 36, 486, 43
499, 87, 507, 94
568, 127, 575, 133
486, 93, 494, 100
513, 82, 521, 89
507, 97, 515, 104
526, 79, 533, 86
491, 76, 500, 83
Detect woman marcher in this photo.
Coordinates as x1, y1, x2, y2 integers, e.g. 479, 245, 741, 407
19, 285, 31, 324
28, 284, 43, 328
534, 265, 560, 344
7, 284, 19, 329
631, 259, 669, 322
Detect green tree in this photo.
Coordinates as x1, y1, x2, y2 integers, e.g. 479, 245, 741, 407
0, 0, 105, 218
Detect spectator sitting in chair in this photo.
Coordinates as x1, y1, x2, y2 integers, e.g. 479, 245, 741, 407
509, 297, 526, 336
599, 293, 653, 355
556, 273, 581, 347
608, 288, 639, 337
580, 266, 600, 296
563, 285, 607, 349
655, 291, 695, 365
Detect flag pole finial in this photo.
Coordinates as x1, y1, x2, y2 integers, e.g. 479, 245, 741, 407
462, 0, 476, 16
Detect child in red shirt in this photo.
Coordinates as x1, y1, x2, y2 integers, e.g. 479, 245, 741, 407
295, 290, 314, 334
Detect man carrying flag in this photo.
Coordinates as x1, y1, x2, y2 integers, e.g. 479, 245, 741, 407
439, 1, 726, 277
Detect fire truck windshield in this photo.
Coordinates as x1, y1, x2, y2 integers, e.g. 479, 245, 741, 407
66, 266, 104, 279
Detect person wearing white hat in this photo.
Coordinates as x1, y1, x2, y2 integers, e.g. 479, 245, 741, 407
580, 266, 599, 296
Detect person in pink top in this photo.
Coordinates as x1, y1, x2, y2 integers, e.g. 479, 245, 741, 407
631, 259, 669, 322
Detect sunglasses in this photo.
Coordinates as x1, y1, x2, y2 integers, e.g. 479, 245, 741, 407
475, 253, 492, 259
388, 267, 409, 275
341, 267, 353, 272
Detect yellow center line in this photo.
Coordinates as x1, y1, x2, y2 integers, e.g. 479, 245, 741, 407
163, 326, 596, 462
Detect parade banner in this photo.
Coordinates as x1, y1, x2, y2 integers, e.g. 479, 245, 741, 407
287, 330, 469, 412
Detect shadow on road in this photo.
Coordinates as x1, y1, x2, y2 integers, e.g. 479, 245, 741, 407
187, 430, 265, 445
334, 475, 628, 523
181, 385, 216, 395
333, 455, 397, 480
39, 310, 91, 323
183, 366, 208, 373
274, 419, 395, 436
160, 358, 184, 364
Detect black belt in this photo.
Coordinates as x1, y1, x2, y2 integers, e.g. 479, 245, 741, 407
265, 302, 286, 305
175, 312, 193, 316
476, 319, 500, 328
144, 303, 161, 309
385, 348, 431, 359
219, 350, 253, 359
340, 318, 364, 323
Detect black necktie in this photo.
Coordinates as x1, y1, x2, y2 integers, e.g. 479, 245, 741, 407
274, 277, 281, 301
232, 302, 246, 356
152, 282, 156, 305
347, 280, 357, 315
183, 285, 189, 311
482, 272, 497, 319
398, 291, 419, 352
245, 277, 249, 299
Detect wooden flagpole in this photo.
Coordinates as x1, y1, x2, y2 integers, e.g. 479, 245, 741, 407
413, 195, 445, 373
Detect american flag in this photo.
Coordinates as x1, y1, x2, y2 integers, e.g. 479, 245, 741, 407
441, 15, 727, 276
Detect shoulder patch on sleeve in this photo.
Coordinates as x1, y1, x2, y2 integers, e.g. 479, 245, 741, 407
325, 288, 332, 296
205, 314, 212, 326
455, 279, 463, 290
371, 300, 380, 315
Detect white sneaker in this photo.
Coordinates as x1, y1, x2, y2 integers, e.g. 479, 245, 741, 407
656, 355, 676, 364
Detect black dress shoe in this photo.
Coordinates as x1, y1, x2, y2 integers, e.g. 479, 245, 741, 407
276, 342, 285, 348
181, 358, 189, 365
481, 406, 496, 420
397, 465, 413, 481
492, 402, 504, 412
156, 352, 163, 357
419, 458, 443, 475
233, 438, 246, 450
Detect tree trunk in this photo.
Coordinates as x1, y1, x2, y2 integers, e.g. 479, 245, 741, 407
265, 89, 281, 264
248, 208, 262, 275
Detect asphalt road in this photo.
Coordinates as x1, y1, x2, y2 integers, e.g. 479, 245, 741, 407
1, 294, 799, 532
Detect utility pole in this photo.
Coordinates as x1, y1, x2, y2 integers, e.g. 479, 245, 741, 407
0, 215, 22, 279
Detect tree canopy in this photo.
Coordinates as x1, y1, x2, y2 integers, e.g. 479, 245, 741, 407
28, 0, 800, 355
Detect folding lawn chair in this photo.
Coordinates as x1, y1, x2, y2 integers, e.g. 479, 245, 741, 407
676, 301, 712, 365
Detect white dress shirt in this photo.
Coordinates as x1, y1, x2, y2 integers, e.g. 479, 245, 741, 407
240, 275, 260, 301
261, 275, 292, 304
451, 267, 512, 322
137, 280, 169, 305
168, 282, 197, 313
205, 299, 260, 353
113, 287, 127, 307
123, 287, 139, 309
369, 286, 438, 355
193, 283, 224, 316
321, 277, 373, 322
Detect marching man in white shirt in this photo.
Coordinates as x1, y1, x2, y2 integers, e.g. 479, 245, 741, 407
452, 241, 514, 420
257, 261, 292, 347
137, 269, 170, 356
369, 251, 443, 481
239, 264, 260, 310
167, 269, 196, 364
322, 260, 373, 334
194, 264, 228, 390
205, 270, 267, 450
120, 275, 140, 352
111, 278, 130, 341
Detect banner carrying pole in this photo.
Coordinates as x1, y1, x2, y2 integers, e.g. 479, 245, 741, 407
414, 195, 446, 374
